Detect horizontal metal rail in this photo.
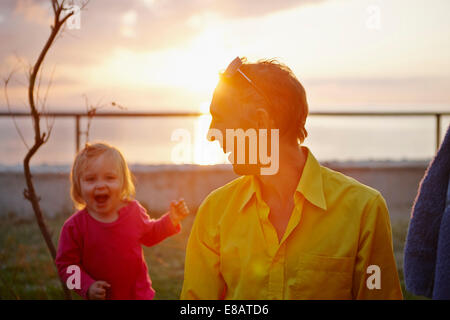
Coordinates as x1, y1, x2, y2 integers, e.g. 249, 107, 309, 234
1, 110, 449, 153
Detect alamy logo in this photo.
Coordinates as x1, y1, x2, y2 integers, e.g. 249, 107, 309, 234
366, 5, 381, 30
67, 5, 81, 30
366, 265, 381, 290
66, 265, 81, 290
170, 128, 280, 175
207, 128, 279, 175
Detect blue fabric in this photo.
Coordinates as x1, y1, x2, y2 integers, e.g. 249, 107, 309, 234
433, 177, 450, 299
404, 124, 450, 299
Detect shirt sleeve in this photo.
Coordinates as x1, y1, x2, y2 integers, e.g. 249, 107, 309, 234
352, 193, 404, 299
138, 205, 181, 247
55, 220, 96, 299
180, 198, 226, 300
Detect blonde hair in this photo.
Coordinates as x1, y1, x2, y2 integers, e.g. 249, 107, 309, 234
70, 142, 135, 210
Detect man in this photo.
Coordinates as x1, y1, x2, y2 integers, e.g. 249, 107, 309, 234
181, 57, 403, 299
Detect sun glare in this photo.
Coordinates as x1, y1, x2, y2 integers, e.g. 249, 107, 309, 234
98, 25, 235, 97
193, 102, 228, 165
172, 29, 232, 93
96, 26, 235, 165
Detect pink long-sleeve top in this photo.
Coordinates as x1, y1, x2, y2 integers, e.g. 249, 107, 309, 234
55, 200, 180, 300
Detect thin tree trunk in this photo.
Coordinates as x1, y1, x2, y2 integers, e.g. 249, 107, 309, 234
21, 0, 79, 300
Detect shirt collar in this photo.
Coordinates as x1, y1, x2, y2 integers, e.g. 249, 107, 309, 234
238, 175, 260, 212
238, 146, 327, 212
296, 146, 327, 211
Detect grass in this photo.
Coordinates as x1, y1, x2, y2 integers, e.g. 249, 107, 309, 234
0, 211, 426, 300
0, 211, 194, 300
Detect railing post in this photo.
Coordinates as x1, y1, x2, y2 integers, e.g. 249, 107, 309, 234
436, 113, 441, 152
75, 115, 80, 154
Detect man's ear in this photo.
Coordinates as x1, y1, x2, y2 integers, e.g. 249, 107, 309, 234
255, 107, 274, 129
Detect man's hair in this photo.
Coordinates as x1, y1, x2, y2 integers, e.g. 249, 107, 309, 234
219, 57, 308, 144
70, 142, 135, 209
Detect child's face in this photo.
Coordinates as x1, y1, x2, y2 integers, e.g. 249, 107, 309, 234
79, 153, 124, 218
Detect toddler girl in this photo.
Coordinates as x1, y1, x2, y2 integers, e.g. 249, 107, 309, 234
56, 142, 189, 299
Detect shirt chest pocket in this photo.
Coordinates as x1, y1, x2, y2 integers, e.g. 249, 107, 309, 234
287, 253, 355, 300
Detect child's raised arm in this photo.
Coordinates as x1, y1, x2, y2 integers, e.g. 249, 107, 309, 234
169, 198, 190, 227
138, 202, 183, 247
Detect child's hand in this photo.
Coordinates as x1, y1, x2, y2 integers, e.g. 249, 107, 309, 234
87, 280, 111, 300
169, 198, 190, 226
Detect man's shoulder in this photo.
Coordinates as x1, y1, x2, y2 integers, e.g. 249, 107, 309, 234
193, 176, 250, 225
319, 165, 390, 225
202, 175, 250, 205
320, 164, 381, 203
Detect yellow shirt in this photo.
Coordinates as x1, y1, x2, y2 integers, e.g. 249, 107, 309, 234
181, 147, 403, 300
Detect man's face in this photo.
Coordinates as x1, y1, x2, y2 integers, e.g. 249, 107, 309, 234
208, 82, 264, 175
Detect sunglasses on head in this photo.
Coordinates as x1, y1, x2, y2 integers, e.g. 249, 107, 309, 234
222, 57, 273, 109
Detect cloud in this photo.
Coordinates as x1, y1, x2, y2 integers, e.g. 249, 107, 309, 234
3, 0, 324, 57
120, 10, 138, 38
0, 0, 326, 98
7, 0, 447, 112
14, 0, 52, 25
207, 0, 323, 19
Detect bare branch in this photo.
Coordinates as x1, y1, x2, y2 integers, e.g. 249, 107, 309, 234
3, 70, 30, 150
3, 0, 92, 300
17, 0, 90, 301
81, 0, 90, 10
42, 66, 57, 145
55, 0, 90, 42
83, 94, 98, 144
82, 94, 126, 145
12, 52, 30, 81
41, 65, 56, 129
44, 115, 56, 143
51, 0, 58, 16
35, 61, 45, 111
111, 101, 128, 110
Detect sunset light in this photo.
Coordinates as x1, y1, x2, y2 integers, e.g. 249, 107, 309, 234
193, 102, 227, 165
1, 0, 450, 305
0, 0, 449, 166
96, 27, 232, 96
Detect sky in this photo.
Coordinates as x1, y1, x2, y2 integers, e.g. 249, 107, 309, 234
0, 0, 449, 166
1, 0, 450, 114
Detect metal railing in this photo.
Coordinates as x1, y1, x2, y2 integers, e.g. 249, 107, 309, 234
1, 110, 449, 154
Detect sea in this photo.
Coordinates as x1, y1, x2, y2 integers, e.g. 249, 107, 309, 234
1, 105, 449, 168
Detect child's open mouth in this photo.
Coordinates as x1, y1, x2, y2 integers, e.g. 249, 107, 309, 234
94, 194, 110, 204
